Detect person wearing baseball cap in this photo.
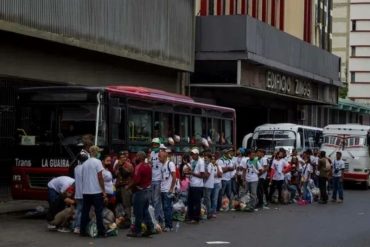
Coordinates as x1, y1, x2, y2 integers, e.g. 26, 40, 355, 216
187, 147, 205, 223
150, 138, 164, 225
80, 145, 106, 237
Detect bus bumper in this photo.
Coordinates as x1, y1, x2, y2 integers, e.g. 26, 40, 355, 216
343, 172, 369, 182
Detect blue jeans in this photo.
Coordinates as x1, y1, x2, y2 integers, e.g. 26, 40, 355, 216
133, 189, 153, 234
302, 182, 311, 201
246, 181, 258, 209
80, 193, 105, 236
332, 177, 344, 200
151, 181, 163, 223
161, 192, 173, 228
73, 199, 83, 229
221, 180, 232, 200
47, 188, 59, 207
287, 185, 297, 201
211, 183, 221, 214
203, 188, 212, 216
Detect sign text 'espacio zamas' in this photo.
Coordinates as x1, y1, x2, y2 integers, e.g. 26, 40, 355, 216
266, 70, 311, 98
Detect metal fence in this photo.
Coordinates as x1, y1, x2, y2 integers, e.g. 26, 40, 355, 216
0, 0, 195, 71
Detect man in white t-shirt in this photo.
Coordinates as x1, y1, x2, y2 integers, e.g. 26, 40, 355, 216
159, 146, 177, 231
188, 147, 205, 223
267, 150, 287, 204
218, 148, 235, 211
150, 138, 164, 224
47, 176, 75, 207
203, 152, 215, 219
242, 150, 262, 211
332, 151, 345, 203
79, 145, 106, 237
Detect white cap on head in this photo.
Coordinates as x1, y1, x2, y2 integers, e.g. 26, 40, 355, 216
191, 147, 199, 154
152, 138, 161, 144
159, 143, 167, 150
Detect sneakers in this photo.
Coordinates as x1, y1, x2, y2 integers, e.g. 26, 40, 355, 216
73, 228, 80, 234
331, 199, 337, 202
337, 199, 343, 203
57, 227, 71, 233
47, 224, 57, 230
163, 227, 173, 232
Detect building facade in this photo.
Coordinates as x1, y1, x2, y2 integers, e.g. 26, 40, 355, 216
348, 0, 370, 103
191, 15, 341, 142
195, 0, 333, 50
332, 0, 350, 85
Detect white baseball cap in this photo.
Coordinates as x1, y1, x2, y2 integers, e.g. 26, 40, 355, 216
190, 147, 200, 154
151, 137, 161, 144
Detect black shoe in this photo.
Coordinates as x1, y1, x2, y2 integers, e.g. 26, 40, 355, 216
127, 233, 142, 238
142, 230, 156, 237
318, 200, 327, 204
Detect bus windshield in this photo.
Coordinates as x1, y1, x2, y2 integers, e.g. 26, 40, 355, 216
253, 130, 296, 153
323, 135, 366, 148
18, 104, 104, 147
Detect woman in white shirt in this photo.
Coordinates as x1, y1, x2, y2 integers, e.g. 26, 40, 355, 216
102, 155, 115, 209
300, 156, 313, 202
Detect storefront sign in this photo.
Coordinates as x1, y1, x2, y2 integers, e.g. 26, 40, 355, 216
266, 70, 311, 98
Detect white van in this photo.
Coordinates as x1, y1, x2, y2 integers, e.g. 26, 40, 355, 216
321, 124, 370, 189
243, 123, 323, 155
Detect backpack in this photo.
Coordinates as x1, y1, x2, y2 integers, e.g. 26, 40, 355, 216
325, 158, 331, 171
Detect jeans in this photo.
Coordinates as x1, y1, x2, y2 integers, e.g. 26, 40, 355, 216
221, 180, 232, 200
319, 177, 328, 202
268, 180, 284, 203
203, 188, 213, 216
47, 188, 59, 208
133, 189, 153, 234
332, 177, 344, 200
211, 183, 221, 215
231, 177, 239, 198
151, 181, 163, 223
73, 199, 83, 229
257, 178, 269, 207
246, 181, 258, 209
80, 193, 105, 236
161, 192, 173, 229
120, 188, 132, 221
287, 184, 297, 201
302, 181, 310, 201
187, 187, 203, 221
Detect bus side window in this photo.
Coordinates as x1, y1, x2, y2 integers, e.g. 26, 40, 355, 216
111, 107, 125, 143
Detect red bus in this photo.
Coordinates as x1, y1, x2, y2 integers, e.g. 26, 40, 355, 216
12, 86, 236, 200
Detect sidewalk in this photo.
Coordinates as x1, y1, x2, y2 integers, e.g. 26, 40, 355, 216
0, 200, 48, 215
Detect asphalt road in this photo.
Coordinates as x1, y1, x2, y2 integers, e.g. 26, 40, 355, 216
1, 189, 370, 247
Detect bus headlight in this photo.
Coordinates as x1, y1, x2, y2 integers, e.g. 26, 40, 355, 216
12, 175, 21, 182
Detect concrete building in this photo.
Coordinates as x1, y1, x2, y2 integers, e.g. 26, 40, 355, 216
348, 0, 370, 103
192, 15, 341, 142
332, 0, 350, 85
195, 0, 333, 51
0, 0, 195, 190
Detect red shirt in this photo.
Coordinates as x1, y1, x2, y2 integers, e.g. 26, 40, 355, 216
133, 162, 152, 190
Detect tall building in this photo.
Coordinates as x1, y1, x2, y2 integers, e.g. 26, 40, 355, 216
348, 0, 370, 103
332, 0, 350, 86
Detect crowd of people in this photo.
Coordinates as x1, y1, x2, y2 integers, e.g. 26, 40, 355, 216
46, 136, 345, 238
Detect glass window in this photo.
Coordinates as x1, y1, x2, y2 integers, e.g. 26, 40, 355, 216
192, 116, 206, 144
128, 108, 152, 142
154, 112, 173, 140
111, 107, 125, 142
209, 118, 221, 144
223, 120, 233, 145
174, 114, 190, 144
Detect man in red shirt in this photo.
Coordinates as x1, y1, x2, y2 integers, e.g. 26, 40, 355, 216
127, 151, 155, 238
